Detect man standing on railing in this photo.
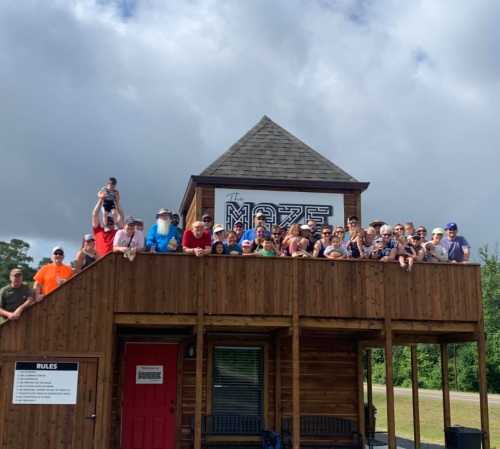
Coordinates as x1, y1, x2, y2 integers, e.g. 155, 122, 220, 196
0, 268, 35, 324
441, 222, 470, 263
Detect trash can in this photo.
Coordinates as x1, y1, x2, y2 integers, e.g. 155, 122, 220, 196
445, 426, 483, 449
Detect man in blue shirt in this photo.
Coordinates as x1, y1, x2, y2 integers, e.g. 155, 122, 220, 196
145, 208, 182, 252
240, 211, 270, 242
440, 222, 470, 263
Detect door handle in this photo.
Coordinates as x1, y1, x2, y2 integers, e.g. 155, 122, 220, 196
85, 414, 96, 420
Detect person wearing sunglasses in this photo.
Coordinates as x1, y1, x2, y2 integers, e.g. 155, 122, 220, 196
240, 211, 270, 243
270, 224, 283, 255
33, 247, 73, 299
415, 226, 428, 243
75, 234, 97, 272
313, 225, 332, 258
371, 225, 397, 261
202, 213, 213, 234
0, 268, 35, 324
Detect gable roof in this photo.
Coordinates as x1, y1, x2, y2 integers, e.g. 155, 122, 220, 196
201, 115, 358, 182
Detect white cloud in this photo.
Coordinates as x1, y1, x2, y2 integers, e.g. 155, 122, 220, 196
1, 0, 499, 258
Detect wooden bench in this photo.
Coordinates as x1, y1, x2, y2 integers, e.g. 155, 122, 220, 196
281, 415, 363, 449
192, 415, 263, 449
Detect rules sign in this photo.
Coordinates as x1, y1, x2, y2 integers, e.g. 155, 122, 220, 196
12, 362, 79, 405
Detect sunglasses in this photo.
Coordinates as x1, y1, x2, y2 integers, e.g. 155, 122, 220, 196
203, 218, 212, 222
322, 232, 331, 235
13, 273, 22, 277
417, 230, 426, 234
272, 233, 280, 236
382, 233, 392, 237
53, 251, 64, 256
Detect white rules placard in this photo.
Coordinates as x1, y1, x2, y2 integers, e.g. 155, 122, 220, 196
13, 362, 79, 405
136, 365, 164, 384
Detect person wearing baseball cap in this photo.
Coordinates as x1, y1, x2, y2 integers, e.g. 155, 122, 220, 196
423, 227, 448, 263
240, 211, 270, 243
440, 222, 470, 263
75, 234, 97, 272
91, 196, 124, 257
0, 268, 35, 324
113, 217, 145, 259
33, 247, 74, 298
145, 208, 181, 253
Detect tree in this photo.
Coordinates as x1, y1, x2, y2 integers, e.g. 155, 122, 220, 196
0, 239, 36, 286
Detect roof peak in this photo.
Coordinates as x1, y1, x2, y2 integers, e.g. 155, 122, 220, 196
200, 116, 359, 183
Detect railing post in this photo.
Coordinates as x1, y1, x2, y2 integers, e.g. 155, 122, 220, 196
292, 259, 300, 449
194, 259, 205, 449
477, 331, 490, 449
367, 349, 374, 439
357, 343, 366, 445
384, 323, 396, 449
440, 343, 451, 432
411, 344, 421, 449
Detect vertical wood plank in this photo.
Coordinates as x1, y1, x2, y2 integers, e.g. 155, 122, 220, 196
477, 331, 490, 449
194, 259, 205, 449
292, 259, 300, 449
366, 349, 374, 439
356, 342, 366, 445
411, 345, 421, 449
384, 323, 396, 449
440, 343, 451, 430
274, 334, 281, 431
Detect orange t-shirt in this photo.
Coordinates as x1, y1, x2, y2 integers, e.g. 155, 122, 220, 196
33, 263, 73, 295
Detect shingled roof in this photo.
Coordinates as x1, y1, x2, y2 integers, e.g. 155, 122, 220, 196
200, 115, 358, 182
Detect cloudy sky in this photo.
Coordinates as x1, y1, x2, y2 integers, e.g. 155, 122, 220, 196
1, 0, 499, 263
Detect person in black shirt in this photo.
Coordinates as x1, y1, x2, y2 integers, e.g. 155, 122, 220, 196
0, 268, 35, 324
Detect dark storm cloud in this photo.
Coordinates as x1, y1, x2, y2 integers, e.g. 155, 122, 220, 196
1, 0, 500, 258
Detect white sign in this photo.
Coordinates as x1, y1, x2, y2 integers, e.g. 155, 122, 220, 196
214, 188, 344, 229
13, 362, 79, 405
136, 365, 164, 384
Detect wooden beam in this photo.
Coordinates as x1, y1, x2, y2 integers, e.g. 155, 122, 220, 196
194, 262, 206, 449
205, 316, 290, 328
292, 259, 300, 449
392, 321, 476, 333
274, 333, 281, 431
366, 349, 373, 439
300, 317, 383, 331
384, 324, 396, 449
356, 343, 366, 445
477, 332, 490, 449
114, 313, 196, 326
410, 345, 421, 449
440, 343, 451, 431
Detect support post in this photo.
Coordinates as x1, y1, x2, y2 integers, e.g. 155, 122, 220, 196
440, 343, 451, 431
275, 333, 282, 431
292, 259, 300, 449
477, 333, 490, 449
384, 321, 396, 449
194, 261, 205, 449
357, 343, 366, 445
410, 345, 421, 449
367, 349, 373, 439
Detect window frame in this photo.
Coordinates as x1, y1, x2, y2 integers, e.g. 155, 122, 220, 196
206, 339, 269, 428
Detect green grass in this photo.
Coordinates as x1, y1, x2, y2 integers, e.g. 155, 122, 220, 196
372, 390, 500, 449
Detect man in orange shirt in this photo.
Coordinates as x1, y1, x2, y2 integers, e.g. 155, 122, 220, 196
33, 247, 73, 299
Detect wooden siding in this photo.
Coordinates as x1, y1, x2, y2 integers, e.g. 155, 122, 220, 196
112, 254, 481, 323
344, 191, 361, 225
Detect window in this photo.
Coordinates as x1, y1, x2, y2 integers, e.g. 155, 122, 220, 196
212, 346, 264, 417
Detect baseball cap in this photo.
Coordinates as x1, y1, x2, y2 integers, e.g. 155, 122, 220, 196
432, 227, 445, 235
156, 208, 171, 217
52, 246, 64, 255
83, 234, 94, 242
124, 216, 136, 225
300, 224, 311, 231
445, 222, 458, 231
213, 224, 225, 234
369, 219, 386, 227
255, 212, 265, 218
241, 240, 252, 247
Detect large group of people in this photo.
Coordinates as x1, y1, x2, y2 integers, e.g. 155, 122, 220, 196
0, 177, 471, 324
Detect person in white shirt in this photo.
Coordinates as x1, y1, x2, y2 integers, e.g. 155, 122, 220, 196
423, 227, 448, 263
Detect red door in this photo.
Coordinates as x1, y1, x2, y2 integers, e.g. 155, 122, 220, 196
122, 343, 178, 449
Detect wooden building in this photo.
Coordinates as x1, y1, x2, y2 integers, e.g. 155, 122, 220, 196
0, 117, 490, 449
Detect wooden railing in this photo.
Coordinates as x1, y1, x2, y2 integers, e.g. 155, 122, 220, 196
113, 253, 482, 323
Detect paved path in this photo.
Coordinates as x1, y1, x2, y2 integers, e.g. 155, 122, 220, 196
372, 432, 444, 449
370, 384, 500, 405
